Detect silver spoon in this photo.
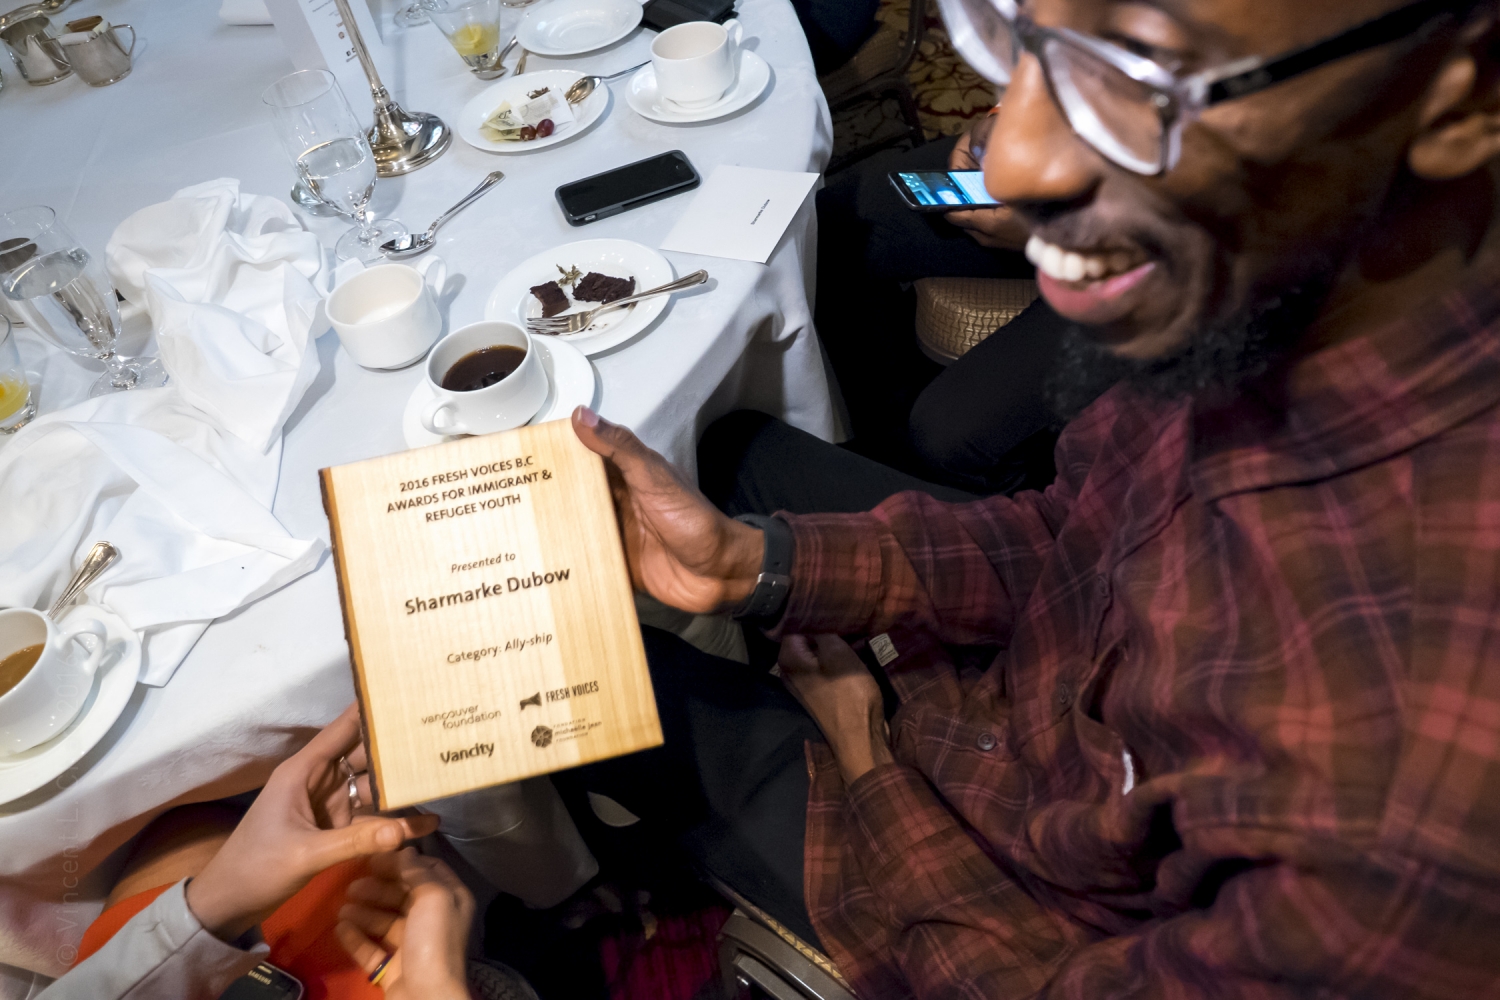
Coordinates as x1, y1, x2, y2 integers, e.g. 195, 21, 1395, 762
496, 33, 519, 74
564, 61, 650, 104
380, 171, 505, 260
46, 541, 118, 621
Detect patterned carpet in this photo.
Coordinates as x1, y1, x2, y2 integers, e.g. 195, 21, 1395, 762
829, 0, 998, 164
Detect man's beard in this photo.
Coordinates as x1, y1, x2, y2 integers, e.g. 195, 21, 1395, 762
1046, 280, 1331, 423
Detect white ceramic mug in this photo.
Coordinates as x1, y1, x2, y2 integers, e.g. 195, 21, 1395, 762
650, 18, 742, 109
422, 321, 548, 436
327, 256, 447, 371
0, 607, 107, 755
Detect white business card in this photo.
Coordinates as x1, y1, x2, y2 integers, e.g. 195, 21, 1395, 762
660, 165, 820, 264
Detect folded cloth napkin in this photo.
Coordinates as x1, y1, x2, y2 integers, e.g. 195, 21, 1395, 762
0, 180, 327, 684
0, 391, 323, 685
219, 0, 273, 24
107, 178, 323, 454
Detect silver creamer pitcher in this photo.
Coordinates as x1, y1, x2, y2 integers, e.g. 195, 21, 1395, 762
0, 14, 70, 85
58, 18, 133, 86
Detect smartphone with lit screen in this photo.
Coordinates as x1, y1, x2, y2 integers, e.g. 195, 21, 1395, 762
888, 170, 1001, 212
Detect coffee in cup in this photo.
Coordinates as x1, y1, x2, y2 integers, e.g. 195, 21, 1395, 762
422, 321, 548, 436
0, 607, 108, 755
0, 643, 42, 698
440, 345, 528, 392
650, 19, 743, 109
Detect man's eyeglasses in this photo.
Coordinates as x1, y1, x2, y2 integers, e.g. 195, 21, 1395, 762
937, 0, 1472, 176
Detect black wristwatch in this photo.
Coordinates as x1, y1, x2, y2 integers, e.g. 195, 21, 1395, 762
730, 513, 794, 625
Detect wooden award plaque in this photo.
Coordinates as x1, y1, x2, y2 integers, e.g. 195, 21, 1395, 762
320, 420, 662, 809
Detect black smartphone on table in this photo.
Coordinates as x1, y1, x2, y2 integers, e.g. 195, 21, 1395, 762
888, 170, 1001, 212
641, 0, 735, 31
556, 150, 701, 226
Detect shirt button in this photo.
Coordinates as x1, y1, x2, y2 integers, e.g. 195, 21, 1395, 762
1056, 683, 1073, 708
1095, 574, 1110, 598
976, 732, 998, 752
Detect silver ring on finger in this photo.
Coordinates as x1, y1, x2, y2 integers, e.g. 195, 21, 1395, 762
347, 771, 361, 810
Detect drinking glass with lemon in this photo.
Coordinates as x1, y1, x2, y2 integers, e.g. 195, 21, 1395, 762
0, 316, 34, 435
430, 0, 507, 79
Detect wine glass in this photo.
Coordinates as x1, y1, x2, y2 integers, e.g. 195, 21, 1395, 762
0, 206, 169, 396
262, 69, 407, 265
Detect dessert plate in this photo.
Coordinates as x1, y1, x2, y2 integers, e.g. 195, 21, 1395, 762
626, 51, 770, 124
485, 239, 674, 357
0, 605, 140, 806
517, 0, 643, 56
403, 335, 598, 448
457, 70, 609, 154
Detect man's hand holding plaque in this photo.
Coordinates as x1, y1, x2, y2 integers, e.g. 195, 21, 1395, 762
571, 406, 766, 615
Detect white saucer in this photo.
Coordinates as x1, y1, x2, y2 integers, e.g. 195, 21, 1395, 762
457, 70, 609, 154
626, 51, 771, 124
0, 605, 140, 806
403, 335, 598, 448
484, 239, 674, 357
517, 0, 642, 56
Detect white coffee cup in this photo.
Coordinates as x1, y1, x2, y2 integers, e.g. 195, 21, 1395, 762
0, 607, 108, 756
650, 18, 743, 109
422, 321, 548, 436
327, 256, 447, 371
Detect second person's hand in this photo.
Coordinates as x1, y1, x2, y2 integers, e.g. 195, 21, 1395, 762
184, 704, 440, 942
571, 406, 765, 614
336, 848, 474, 1000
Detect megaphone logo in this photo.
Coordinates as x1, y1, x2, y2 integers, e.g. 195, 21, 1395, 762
519, 692, 542, 711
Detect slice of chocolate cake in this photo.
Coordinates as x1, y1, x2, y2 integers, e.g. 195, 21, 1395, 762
573, 272, 635, 304
529, 280, 570, 318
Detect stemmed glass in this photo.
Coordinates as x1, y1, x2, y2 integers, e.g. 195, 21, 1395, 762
262, 69, 407, 265
0, 206, 169, 395
429, 0, 507, 78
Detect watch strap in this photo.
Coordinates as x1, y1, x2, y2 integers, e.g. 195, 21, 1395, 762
730, 513, 794, 624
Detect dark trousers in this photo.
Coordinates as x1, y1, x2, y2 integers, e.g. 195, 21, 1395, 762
566, 413, 980, 948
816, 137, 1073, 494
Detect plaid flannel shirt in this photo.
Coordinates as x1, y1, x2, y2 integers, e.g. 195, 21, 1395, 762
775, 270, 1500, 999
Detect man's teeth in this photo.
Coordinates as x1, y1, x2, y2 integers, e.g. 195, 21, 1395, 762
1025, 236, 1138, 283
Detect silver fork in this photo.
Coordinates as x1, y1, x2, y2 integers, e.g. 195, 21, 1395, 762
527, 270, 709, 335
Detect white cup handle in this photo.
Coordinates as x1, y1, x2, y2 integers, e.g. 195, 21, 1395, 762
61, 619, 109, 681
422, 397, 465, 436
417, 254, 448, 296
722, 18, 742, 60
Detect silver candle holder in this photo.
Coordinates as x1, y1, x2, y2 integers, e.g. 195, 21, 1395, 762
331, 0, 451, 177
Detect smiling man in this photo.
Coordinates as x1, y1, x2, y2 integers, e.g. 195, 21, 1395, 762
564, 0, 1500, 996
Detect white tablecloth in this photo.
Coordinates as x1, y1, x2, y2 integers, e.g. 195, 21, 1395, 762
0, 0, 836, 987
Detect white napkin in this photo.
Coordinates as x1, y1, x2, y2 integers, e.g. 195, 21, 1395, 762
107, 178, 324, 454
219, 0, 274, 24
0, 180, 329, 684
0, 390, 324, 685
